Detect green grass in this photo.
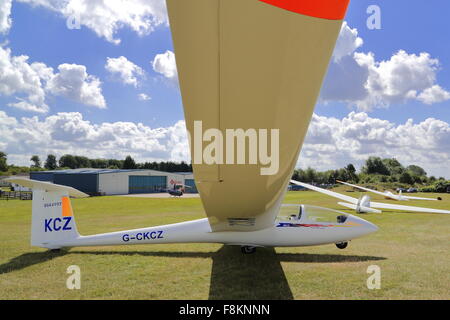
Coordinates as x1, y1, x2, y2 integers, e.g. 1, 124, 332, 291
0, 190, 449, 300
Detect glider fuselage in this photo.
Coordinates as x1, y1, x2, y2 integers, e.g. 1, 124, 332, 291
37, 215, 378, 250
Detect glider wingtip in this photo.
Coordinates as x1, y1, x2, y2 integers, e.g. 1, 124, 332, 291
259, 0, 350, 20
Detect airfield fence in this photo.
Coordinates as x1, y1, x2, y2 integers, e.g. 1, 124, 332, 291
0, 191, 32, 200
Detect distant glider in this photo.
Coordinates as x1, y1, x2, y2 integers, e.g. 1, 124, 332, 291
337, 180, 440, 201
291, 180, 450, 215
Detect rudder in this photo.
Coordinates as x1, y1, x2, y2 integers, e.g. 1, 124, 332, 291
32, 189, 80, 249
5, 178, 88, 249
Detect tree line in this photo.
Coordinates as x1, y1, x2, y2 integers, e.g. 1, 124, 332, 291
292, 156, 449, 192
1, 152, 448, 191
293, 156, 446, 185
0, 153, 192, 174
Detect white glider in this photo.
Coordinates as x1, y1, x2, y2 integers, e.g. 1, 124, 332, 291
337, 180, 440, 201
7, 178, 377, 252
291, 180, 450, 215
5, 1, 380, 253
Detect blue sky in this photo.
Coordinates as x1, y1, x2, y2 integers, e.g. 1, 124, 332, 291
3, 0, 182, 127
320, 0, 450, 124
1, 0, 449, 177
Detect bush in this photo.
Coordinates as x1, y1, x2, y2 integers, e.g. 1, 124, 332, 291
419, 180, 450, 193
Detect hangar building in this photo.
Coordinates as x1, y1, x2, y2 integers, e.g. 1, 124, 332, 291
30, 169, 197, 196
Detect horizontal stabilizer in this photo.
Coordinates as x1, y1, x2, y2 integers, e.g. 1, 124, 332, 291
4, 178, 89, 198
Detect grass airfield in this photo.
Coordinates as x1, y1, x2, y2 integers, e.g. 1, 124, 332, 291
0, 188, 449, 300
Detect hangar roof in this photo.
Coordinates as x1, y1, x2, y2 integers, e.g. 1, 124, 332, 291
33, 169, 193, 175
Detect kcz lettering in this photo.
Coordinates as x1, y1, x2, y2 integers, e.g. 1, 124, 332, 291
44, 217, 73, 232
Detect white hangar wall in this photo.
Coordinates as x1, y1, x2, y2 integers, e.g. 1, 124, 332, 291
98, 170, 193, 195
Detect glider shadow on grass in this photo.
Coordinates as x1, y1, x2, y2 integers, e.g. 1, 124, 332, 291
0, 246, 386, 300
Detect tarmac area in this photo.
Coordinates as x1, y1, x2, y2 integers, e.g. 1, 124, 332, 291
120, 193, 200, 199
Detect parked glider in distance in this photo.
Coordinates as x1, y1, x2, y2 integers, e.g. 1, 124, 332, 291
6, 0, 381, 253
291, 180, 450, 215
337, 180, 441, 201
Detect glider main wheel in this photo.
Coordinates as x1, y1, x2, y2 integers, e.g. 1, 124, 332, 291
335, 242, 348, 250
241, 246, 257, 254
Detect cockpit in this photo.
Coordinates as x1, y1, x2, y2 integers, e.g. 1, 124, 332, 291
278, 205, 348, 224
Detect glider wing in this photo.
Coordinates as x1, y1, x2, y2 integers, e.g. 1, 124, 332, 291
402, 195, 438, 201
167, 0, 350, 231
336, 180, 395, 199
370, 201, 450, 214
290, 180, 358, 205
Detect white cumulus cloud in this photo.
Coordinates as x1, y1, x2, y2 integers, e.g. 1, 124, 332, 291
152, 50, 178, 84
300, 112, 450, 177
0, 46, 106, 112
17, 0, 168, 44
46, 63, 106, 109
417, 85, 450, 105
0, 0, 12, 34
105, 56, 144, 87
321, 23, 450, 110
0, 110, 190, 166
0, 46, 50, 113
1, 109, 450, 178
332, 21, 363, 62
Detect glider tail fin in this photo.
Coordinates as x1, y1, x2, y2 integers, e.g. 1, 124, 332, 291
5, 178, 88, 249
31, 189, 80, 249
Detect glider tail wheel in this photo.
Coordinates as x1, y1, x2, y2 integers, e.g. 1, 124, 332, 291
241, 246, 257, 254
335, 242, 348, 250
